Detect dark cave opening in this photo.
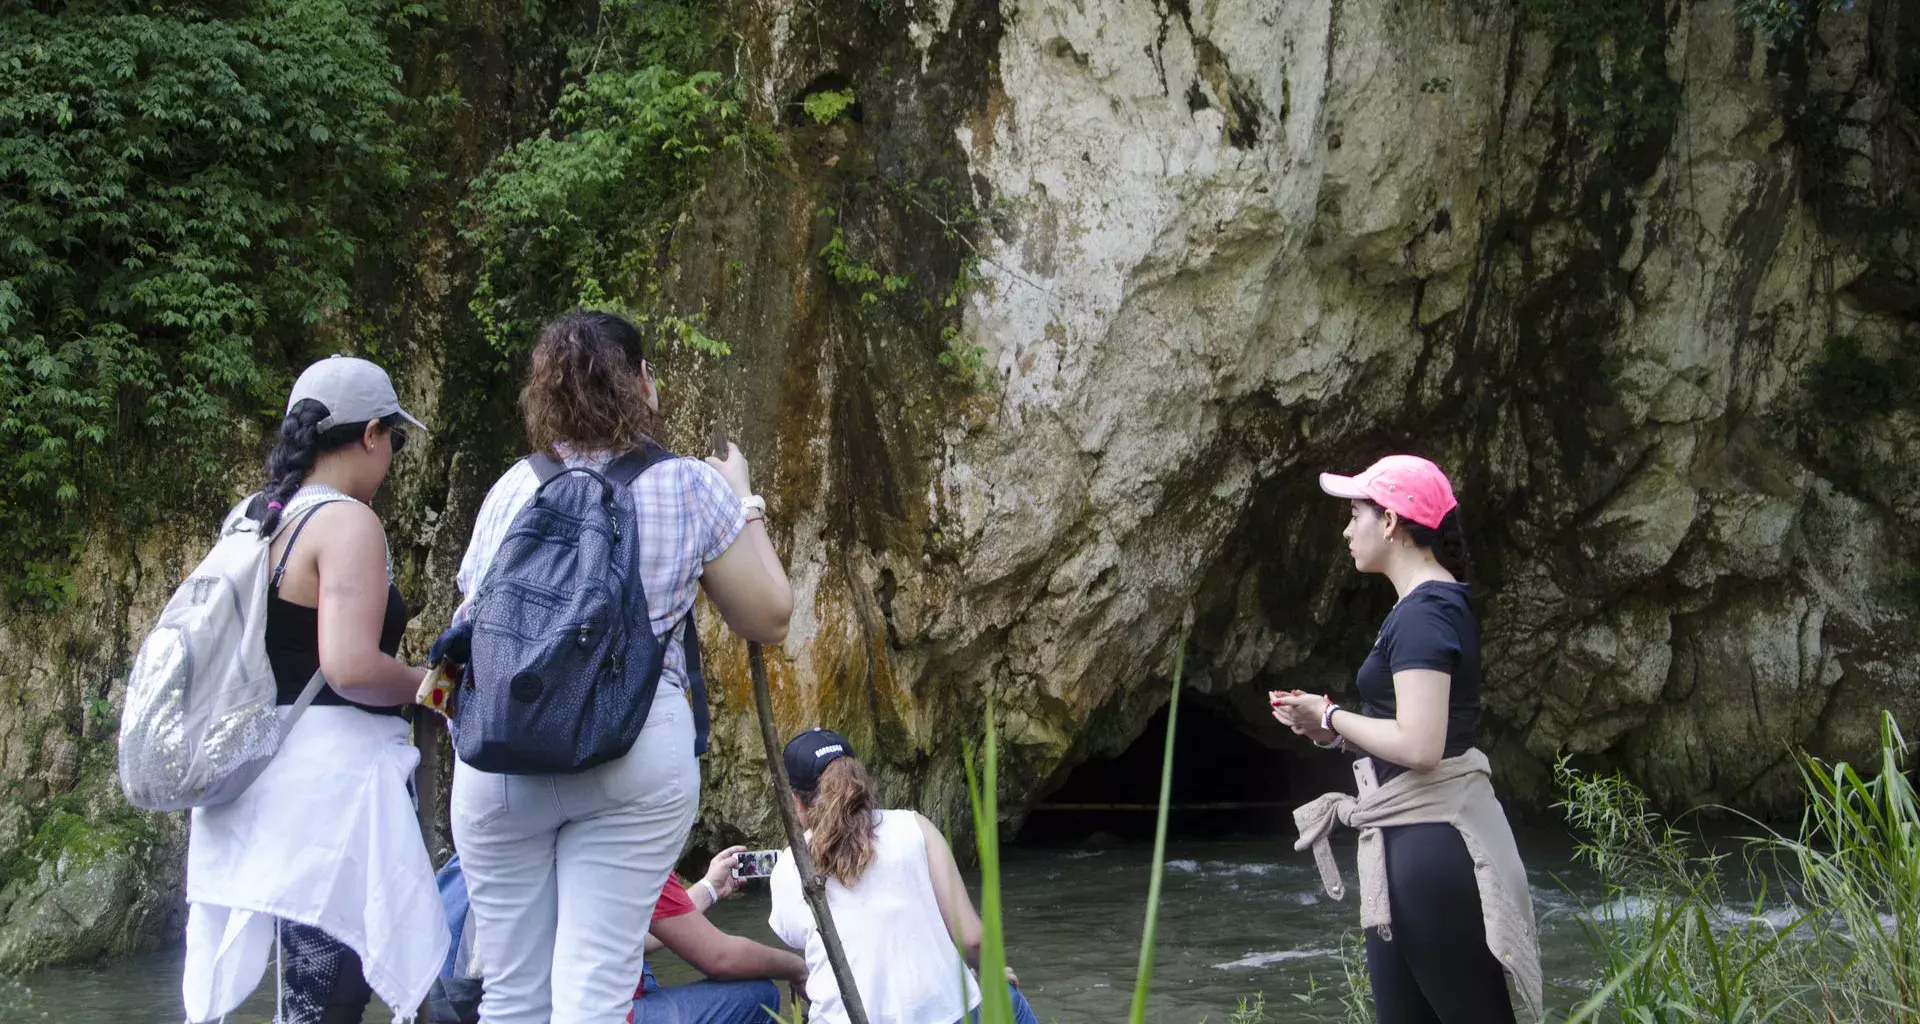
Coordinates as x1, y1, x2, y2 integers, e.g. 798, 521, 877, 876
1015, 695, 1350, 844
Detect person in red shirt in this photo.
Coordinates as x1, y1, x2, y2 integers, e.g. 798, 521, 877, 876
632, 846, 808, 1024
431, 848, 805, 1024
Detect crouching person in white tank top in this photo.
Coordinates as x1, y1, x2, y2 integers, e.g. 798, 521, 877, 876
767, 729, 1041, 1024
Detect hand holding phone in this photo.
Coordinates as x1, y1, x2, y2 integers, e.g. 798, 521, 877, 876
731, 849, 780, 881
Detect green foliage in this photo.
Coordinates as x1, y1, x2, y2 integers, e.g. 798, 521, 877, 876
0, 794, 157, 888
802, 89, 857, 125
1556, 714, 1919, 1023
935, 253, 989, 386
1519, 0, 1681, 155
1556, 762, 1806, 1022
1773, 713, 1919, 1020
820, 185, 991, 389
1734, 0, 1856, 45
0, 0, 417, 607
1202, 991, 1268, 1024
1336, 932, 1372, 1024
463, 0, 745, 362
819, 225, 913, 308
1287, 931, 1370, 1022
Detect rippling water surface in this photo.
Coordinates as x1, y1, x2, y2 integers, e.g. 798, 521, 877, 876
20, 827, 1730, 1023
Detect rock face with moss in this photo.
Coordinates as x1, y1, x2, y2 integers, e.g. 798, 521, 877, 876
2, 0, 1917, 972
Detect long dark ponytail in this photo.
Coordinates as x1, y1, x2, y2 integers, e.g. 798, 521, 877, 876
1404, 508, 1472, 582
257, 399, 401, 532
1371, 502, 1472, 582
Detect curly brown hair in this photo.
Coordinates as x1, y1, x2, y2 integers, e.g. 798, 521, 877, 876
520, 311, 662, 455
799, 757, 880, 885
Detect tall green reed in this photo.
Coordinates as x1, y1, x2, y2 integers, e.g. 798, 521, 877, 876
1775, 710, 1917, 1021
1558, 710, 1918, 1023
965, 701, 1017, 1024
961, 632, 1189, 1023
1127, 635, 1185, 1023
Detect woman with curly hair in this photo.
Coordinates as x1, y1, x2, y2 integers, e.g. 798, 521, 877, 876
449, 310, 794, 1024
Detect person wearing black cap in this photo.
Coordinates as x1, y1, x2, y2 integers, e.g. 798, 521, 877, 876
767, 730, 1041, 1024
183, 355, 446, 1024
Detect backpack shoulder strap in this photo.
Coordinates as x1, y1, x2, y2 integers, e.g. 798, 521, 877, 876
270, 497, 349, 591
604, 442, 676, 488
528, 452, 566, 484
679, 614, 710, 757
280, 668, 330, 741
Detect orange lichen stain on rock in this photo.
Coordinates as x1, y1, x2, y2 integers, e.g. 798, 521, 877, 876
968, 84, 1010, 161
697, 600, 828, 742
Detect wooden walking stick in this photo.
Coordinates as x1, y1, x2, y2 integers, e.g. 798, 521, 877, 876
413, 707, 445, 1022
712, 422, 871, 1024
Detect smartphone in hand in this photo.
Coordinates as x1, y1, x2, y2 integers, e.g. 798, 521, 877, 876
731, 850, 780, 881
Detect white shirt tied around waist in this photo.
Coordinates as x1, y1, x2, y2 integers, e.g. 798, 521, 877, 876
769, 810, 981, 1024
455, 449, 745, 694
183, 705, 447, 1022
1292, 748, 1542, 1021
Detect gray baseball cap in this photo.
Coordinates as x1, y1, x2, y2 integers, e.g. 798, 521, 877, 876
286, 355, 428, 432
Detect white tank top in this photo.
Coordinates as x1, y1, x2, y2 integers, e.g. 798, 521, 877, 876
768, 809, 982, 1024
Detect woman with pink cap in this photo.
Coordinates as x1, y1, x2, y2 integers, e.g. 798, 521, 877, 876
1273, 456, 1540, 1023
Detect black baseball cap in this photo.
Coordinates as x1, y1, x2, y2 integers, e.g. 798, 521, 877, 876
784, 728, 853, 792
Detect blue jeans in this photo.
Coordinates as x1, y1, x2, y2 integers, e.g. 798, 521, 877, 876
631, 967, 783, 1024
963, 983, 1042, 1024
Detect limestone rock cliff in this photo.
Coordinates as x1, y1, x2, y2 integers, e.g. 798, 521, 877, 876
2, 0, 1915, 971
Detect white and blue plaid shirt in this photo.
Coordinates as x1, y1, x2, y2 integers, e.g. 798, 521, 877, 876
455, 449, 745, 693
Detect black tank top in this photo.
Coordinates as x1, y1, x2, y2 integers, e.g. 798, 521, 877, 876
262, 503, 411, 717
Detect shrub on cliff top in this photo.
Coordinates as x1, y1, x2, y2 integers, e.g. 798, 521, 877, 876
463, 0, 745, 363
0, 0, 417, 608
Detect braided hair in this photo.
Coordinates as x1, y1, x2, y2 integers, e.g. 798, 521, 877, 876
256, 399, 403, 533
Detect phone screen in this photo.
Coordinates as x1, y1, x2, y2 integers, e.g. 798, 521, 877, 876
731, 850, 780, 880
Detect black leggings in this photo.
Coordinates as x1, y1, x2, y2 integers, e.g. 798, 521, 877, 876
1365, 823, 1517, 1024
280, 920, 375, 1024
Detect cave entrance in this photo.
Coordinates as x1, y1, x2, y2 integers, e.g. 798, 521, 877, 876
1016, 696, 1342, 843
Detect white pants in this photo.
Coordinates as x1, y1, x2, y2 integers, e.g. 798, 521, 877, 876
451, 691, 699, 1024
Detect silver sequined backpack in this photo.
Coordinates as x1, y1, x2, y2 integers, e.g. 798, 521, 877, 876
118, 492, 347, 811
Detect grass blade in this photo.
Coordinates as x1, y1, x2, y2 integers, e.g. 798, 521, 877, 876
1127, 633, 1186, 1023
966, 701, 1016, 1024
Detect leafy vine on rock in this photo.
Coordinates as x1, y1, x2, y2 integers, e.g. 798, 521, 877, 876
0, 0, 421, 609
462, 0, 753, 364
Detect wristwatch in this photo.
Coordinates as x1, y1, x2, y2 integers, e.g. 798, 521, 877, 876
740, 494, 766, 518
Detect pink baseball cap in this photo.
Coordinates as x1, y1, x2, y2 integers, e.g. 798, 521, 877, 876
1319, 455, 1458, 530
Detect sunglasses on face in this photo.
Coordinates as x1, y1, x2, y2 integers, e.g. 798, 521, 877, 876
388, 427, 408, 454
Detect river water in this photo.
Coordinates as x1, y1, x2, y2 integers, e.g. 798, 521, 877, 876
15, 826, 1624, 1023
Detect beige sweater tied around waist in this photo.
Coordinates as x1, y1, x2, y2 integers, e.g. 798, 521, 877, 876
1292, 748, 1542, 1021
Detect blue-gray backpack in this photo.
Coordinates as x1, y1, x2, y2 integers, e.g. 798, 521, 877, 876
455, 445, 709, 774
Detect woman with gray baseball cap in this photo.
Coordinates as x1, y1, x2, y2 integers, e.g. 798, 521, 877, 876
182, 354, 446, 1024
